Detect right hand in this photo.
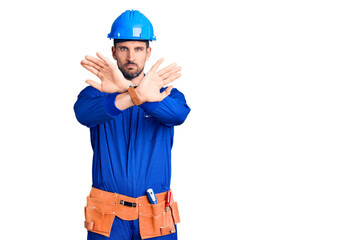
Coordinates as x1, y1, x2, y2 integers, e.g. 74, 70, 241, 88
81, 52, 132, 93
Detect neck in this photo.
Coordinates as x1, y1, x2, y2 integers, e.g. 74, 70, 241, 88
128, 71, 144, 86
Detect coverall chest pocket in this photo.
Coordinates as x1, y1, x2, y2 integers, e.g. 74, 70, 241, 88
143, 113, 168, 143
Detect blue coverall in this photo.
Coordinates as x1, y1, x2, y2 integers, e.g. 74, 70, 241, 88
74, 86, 190, 240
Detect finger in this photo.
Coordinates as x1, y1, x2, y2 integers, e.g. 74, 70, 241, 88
81, 59, 101, 71
85, 80, 102, 91
164, 73, 181, 85
149, 58, 164, 73
160, 85, 174, 100
165, 85, 174, 94
81, 62, 99, 76
85, 55, 106, 68
157, 63, 177, 77
161, 66, 181, 80
96, 52, 112, 66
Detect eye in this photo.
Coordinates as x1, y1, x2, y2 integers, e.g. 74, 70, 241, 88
135, 48, 143, 52
119, 47, 127, 51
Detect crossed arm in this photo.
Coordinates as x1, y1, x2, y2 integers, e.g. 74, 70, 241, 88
80, 52, 182, 110
75, 53, 190, 128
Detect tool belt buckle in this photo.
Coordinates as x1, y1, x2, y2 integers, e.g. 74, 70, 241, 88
120, 200, 137, 208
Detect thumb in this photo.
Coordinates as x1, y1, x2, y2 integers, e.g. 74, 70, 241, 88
85, 80, 102, 92
150, 58, 164, 73
161, 85, 174, 99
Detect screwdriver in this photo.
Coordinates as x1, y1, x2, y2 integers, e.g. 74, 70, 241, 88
165, 191, 172, 212
146, 188, 157, 204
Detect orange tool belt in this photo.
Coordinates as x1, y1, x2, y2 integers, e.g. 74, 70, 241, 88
84, 187, 180, 239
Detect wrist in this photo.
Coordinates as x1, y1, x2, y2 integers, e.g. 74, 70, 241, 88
118, 86, 128, 93
134, 86, 146, 103
117, 80, 134, 93
128, 86, 145, 105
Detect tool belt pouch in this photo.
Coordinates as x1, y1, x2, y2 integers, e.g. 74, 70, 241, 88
84, 196, 116, 237
139, 200, 181, 239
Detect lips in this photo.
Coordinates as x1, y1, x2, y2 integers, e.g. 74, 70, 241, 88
125, 63, 137, 69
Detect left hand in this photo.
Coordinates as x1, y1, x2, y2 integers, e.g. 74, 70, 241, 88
136, 58, 182, 102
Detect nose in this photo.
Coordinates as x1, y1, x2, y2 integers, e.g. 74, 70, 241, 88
126, 49, 135, 62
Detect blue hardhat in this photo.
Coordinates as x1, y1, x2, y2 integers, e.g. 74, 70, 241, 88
108, 10, 156, 41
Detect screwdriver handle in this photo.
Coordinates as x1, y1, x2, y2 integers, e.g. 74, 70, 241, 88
146, 188, 157, 204
165, 191, 172, 211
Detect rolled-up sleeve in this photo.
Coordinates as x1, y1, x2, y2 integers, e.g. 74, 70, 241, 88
139, 88, 191, 127
74, 86, 123, 128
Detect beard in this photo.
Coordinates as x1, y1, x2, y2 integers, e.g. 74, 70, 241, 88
119, 62, 144, 80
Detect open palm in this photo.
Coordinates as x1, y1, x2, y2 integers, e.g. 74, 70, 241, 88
81, 52, 132, 93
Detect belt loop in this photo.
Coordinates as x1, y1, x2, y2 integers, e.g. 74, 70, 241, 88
120, 200, 137, 208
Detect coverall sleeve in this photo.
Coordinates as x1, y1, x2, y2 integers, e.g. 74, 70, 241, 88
139, 88, 191, 127
74, 86, 123, 128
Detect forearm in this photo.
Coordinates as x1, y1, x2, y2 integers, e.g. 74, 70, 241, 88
113, 87, 190, 126
139, 88, 191, 127
74, 86, 123, 127
74, 95, 117, 127
114, 92, 135, 110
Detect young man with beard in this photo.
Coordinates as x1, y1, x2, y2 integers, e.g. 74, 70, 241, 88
74, 10, 190, 240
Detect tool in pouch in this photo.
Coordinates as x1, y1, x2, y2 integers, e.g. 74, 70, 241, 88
146, 188, 157, 204
142, 188, 176, 236
166, 191, 172, 212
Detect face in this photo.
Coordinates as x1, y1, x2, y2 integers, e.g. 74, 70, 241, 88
112, 41, 151, 80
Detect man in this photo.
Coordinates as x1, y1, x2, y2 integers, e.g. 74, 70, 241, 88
74, 10, 190, 240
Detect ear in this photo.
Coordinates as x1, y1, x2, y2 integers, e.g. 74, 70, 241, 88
145, 47, 152, 61
111, 46, 117, 60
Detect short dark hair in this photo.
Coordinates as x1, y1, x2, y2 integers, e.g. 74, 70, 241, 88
113, 39, 149, 49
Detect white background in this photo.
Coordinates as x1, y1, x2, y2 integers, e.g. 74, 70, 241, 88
0, 0, 358, 239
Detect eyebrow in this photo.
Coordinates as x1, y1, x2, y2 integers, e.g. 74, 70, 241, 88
117, 45, 144, 49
